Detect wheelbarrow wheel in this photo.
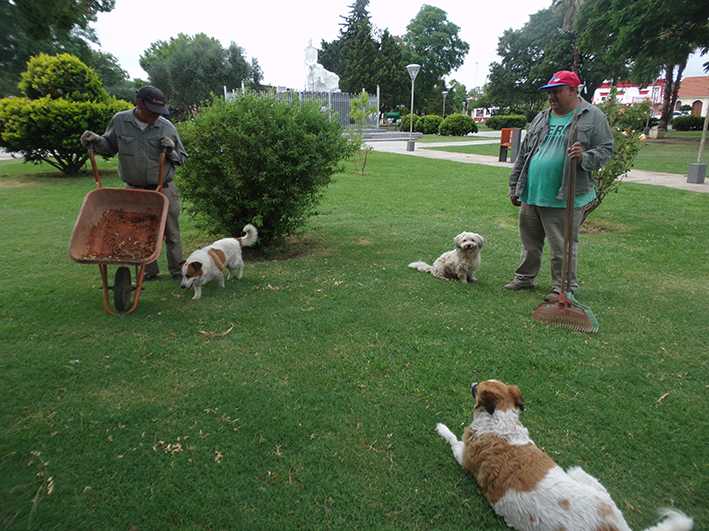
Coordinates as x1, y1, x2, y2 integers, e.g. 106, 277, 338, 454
114, 266, 133, 312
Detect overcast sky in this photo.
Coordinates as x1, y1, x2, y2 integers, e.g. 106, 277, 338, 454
92, 0, 708, 93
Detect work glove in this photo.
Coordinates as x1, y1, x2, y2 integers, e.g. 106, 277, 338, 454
160, 137, 175, 154
81, 130, 101, 147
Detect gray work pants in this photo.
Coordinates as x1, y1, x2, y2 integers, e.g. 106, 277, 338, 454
513, 203, 583, 293
125, 181, 183, 278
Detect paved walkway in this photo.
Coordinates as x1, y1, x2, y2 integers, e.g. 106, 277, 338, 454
366, 135, 709, 194
3, 140, 707, 193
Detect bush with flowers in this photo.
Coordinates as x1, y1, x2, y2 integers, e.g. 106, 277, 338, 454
582, 87, 649, 223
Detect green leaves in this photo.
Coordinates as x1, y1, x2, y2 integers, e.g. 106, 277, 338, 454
0, 54, 131, 175
177, 93, 355, 251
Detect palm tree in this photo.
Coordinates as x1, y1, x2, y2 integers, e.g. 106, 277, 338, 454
551, 0, 585, 73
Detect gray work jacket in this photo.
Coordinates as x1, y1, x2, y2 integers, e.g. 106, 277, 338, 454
94, 109, 188, 187
509, 98, 614, 201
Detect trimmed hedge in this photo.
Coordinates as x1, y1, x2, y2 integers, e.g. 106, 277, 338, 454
485, 114, 528, 130
399, 114, 420, 133
671, 115, 705, 131
421, 114, 443, 134
438, 113, 478, 136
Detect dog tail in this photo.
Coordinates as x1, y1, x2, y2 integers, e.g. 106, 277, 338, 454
238, 224, 258, 247
642, 509, 694, 531
409, 261, 433, 274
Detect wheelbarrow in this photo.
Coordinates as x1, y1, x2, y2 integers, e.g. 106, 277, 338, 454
68, 145, 168, 314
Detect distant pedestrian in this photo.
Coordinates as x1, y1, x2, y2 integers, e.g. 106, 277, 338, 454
81, 85, 188, 280
504, 71, 614, 300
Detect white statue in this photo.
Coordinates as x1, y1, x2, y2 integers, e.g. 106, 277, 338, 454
305, 40, 340, 92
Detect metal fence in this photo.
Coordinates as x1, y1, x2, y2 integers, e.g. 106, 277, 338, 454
224, 87, 379, 129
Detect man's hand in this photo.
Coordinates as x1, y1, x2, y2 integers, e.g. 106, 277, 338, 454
81, 131, 101, 147
510, 196, 522, 207
160, 137, 175, 154
567, 141, 583, 163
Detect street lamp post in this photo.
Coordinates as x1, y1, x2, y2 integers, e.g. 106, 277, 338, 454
441, 90, 448, 118
406, 63, 420, 151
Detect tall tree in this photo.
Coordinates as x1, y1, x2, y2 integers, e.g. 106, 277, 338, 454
577, 0, 709, 130
140, 33, 258, 112
371, 30, 409, 111
402, 5, 469, 109
0, 0, 114, 96
551, 0, 585, 73
487, 7, 613, 111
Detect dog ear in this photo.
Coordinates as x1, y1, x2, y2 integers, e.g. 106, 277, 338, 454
454, 233, 463, 249
477, 388, 497, 415
179, 260, 186, 267
477, 235, 484, 249
509, 385, 524, 411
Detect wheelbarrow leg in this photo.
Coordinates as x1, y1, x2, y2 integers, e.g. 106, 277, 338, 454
98, 264, 118, 315
126, 265, 147, 314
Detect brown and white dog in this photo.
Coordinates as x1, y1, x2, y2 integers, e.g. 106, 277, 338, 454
180, 224, 257, 300
409, 231, 484, 283
436, 380, 693, 531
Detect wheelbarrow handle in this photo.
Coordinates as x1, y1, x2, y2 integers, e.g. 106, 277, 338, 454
87, 144, 103, 189
157, 146, 167, 194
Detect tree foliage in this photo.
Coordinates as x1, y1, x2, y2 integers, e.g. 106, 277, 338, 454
0, 53, 131, 175
402, 4, 469, 103
140, 33, 262, 114
321, 2, 468, 113
176, 93, 357, 252
576, 0, 709, 131
0, 0, 115, 97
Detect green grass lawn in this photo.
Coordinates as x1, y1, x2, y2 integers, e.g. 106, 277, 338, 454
1, 153, 707, 530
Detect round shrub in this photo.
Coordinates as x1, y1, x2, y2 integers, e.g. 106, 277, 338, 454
438, 114, 478, 136
400, 113, 421, 133
671, 115, 704, 131
485, 114, 528, 130
420, 114, 443, 134
177, 93, 355, 252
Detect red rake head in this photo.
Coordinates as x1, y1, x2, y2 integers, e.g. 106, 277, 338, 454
531, 293, 599, 333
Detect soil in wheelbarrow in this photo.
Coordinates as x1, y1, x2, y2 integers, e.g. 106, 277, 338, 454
82, 209, 159, 261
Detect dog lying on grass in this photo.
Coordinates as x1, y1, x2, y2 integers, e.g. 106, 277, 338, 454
436, 379, 694, 531
409, 231, 484, 283
180, 224, 258, 300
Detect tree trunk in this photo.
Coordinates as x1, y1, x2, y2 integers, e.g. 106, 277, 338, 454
658, 64, 674, 132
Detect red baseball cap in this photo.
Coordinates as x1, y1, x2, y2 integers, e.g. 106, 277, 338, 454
539, 71, 580, 90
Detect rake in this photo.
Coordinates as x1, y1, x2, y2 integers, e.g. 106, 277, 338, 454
532, 111, 599, 333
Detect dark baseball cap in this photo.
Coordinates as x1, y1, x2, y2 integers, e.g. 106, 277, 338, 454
539, 71, 581, 90
136, 85, 170, 115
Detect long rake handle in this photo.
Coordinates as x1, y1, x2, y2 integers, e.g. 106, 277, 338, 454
560, 111, 579, 295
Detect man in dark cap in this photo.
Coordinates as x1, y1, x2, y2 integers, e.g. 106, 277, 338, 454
82, 86, 187, 281
503, 71, 614, 301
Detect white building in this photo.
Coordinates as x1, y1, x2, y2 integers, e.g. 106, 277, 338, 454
592, 76, 709, 117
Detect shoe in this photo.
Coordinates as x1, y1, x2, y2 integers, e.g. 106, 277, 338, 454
172, 274, 182, 281
544, 291, 559, 302
143, 274, 158, 282
503, 282, 534, 291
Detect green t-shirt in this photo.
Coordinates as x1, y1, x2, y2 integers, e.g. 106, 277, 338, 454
521, 111, 596, 208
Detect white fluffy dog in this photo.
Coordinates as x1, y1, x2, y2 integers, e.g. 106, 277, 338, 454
436, 380, 694, 531
180, 224, 257, 300
409, 231, 484, 283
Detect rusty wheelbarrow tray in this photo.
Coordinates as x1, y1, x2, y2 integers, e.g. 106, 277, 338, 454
68, 146, 168, 314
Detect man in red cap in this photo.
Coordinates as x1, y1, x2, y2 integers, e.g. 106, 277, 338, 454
81, 85, 187, 281
504, 71, 613, 301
